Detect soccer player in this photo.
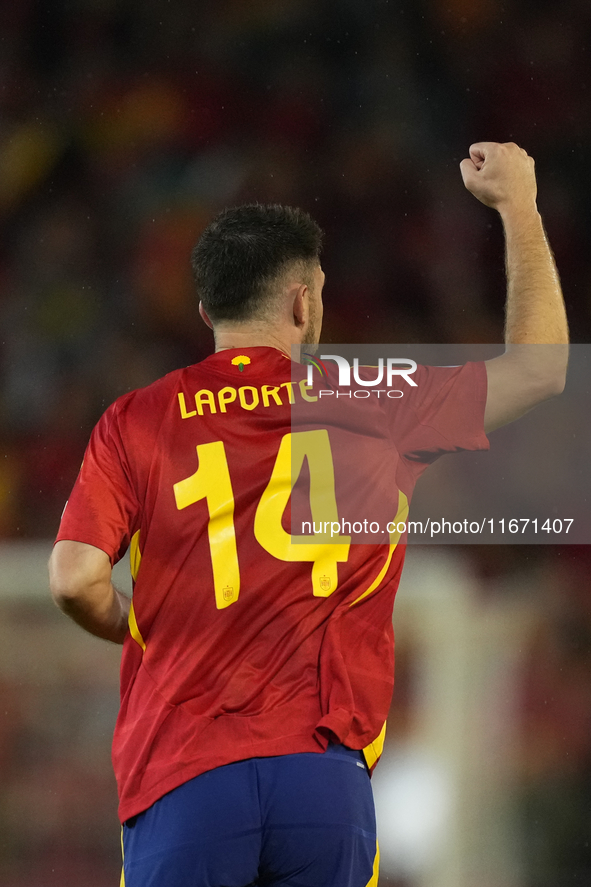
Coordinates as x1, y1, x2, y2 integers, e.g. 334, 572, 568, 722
49, 142, 567, 887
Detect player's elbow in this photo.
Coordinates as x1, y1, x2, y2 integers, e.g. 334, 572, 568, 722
549, 375, 566, 398
522, 347, 568, 405
48, 552, 93, 612
509, 342, 568, 402
520, 376, 565, 416
535, 365, 567, 402
49, 540, 113, 611
48, 558, 81, 610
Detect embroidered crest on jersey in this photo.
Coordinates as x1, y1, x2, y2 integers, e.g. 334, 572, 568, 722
231, 355, 251, 372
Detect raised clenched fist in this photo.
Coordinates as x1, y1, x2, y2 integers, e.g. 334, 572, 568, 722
460, 142, 537, 213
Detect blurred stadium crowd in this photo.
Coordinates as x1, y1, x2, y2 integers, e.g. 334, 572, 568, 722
1, 0, 591, 885
2, 0, 591, 538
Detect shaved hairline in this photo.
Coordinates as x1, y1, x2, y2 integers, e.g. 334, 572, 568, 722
216, 258, 318, 327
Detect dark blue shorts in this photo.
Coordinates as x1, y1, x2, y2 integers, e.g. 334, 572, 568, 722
121, 743, 378, 887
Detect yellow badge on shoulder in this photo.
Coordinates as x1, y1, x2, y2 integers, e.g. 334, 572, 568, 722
231, 355, 251, 372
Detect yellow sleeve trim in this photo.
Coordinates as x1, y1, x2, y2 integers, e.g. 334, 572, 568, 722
350, 490, 409, 607
127, 530, 146, 651
130, 529, 142, 581
363, 721, 387, 770
128, 601, 146, 651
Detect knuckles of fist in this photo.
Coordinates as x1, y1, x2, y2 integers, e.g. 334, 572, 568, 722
460, 141, 537, 209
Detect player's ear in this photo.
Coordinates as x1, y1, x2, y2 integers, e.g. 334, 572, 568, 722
292, 283, 308, 330
199, 302, 214, 329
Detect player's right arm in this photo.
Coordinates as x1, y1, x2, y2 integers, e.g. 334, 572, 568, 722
49, 396, 141, 643
49, 540, 130, 644
460, 141, 569, 433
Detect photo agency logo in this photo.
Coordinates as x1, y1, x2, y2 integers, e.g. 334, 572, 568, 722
302, 353, 418, 399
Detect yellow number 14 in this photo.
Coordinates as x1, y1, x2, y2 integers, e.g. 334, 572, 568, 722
173, 430, 351, 609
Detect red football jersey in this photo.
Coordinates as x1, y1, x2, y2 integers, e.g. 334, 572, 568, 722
55, 346, 488, 822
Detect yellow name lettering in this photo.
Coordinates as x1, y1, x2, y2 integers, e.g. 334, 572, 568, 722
262, 384, 283, 407
185, 380, 315, 415
195, 389, 217, 415
299, 380, 317, 402
178, 392, 197, 419
218, 387, 237, 413
280, 381, 295, 404
238, 386, 259, 411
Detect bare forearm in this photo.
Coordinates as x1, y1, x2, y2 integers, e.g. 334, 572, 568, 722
462, 141, 568, 350
462, 142, 569, 430
501, 206, 568, 345
49, 540, 130, 643
54, 581, 130, 643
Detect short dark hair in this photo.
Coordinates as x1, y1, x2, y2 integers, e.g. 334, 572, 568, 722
191, 203, 323, 323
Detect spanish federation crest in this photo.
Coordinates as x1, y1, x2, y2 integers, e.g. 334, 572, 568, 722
231, 355, 251, 372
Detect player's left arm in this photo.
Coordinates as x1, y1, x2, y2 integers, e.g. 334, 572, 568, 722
49, 540, 130, 644
460, 141, 569, 433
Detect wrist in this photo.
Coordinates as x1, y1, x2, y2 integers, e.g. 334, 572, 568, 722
497, 200, 540, 227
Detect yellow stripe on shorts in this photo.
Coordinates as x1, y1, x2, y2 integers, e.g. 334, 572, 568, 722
365, 840, 380, 887
120, 826, 125, 887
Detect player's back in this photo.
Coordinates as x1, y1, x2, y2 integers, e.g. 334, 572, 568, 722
58, 344, 487, 819
104, 345, 400, 817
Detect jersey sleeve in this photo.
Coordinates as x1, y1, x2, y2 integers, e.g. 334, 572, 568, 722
55, 398, 140, 565
389, 361, 489, 465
